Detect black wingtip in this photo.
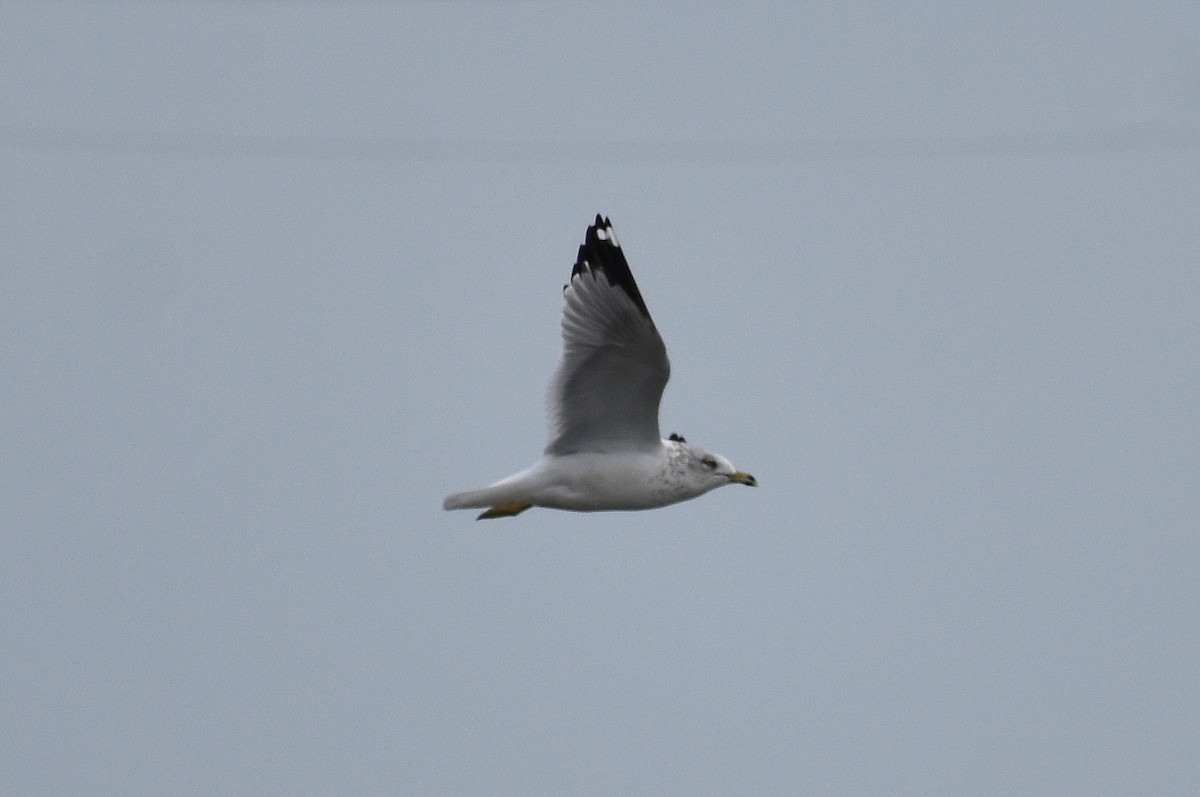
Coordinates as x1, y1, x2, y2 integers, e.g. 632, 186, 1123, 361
570, 215, 652, 319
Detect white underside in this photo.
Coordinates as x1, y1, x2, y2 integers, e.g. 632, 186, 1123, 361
443, 446, 711, 513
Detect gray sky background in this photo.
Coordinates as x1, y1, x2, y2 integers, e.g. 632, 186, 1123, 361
4, 3, 1199, 795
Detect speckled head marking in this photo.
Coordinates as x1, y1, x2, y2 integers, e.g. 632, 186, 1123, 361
570, 214, 652, 320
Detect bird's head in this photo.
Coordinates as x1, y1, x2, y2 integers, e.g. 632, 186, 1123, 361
669, 437, 757, 492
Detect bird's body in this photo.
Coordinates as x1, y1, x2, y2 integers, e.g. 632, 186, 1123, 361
443, 215, 755, 519
444, 438, 752, 517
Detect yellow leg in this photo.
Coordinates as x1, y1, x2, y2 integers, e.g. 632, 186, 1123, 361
476, 502, 532, 520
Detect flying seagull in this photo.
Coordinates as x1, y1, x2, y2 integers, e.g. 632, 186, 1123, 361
443, 215, 756, 519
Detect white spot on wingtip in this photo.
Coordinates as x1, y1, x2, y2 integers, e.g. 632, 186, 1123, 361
597, 223, 620, 247
595, 226, 607, 241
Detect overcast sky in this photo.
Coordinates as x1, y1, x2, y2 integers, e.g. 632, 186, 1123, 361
4, 3, 1200, 795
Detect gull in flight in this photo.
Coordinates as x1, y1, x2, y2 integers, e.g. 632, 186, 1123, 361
443, 215, 756, 519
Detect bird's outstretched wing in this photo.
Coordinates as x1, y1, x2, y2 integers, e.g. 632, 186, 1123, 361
544, 215, 670, 455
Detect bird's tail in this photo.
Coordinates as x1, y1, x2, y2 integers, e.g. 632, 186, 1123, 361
443, 486, 507, 510
444, 464, 540, 519
443, 483, 533, 519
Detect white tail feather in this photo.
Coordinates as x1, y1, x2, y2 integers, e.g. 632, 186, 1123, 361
443, 485, 516, 511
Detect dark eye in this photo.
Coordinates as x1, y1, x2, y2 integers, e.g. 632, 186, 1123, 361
701, 458, 717, 470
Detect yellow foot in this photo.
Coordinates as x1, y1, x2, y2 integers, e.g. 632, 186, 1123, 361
477, 502, 532, 520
